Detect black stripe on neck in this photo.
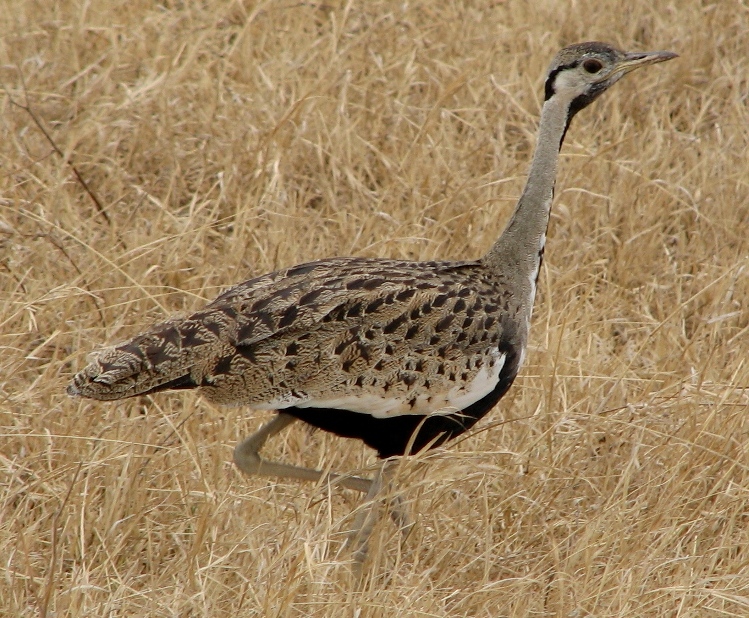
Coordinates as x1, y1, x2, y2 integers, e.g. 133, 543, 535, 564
560, 80, 608, 147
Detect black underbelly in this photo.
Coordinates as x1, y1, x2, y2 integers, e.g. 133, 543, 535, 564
285, 354, 519, 458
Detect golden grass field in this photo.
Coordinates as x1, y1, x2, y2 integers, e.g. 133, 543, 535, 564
2, 0, 748, 615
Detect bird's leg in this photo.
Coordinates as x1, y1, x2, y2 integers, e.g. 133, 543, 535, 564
233, 412, 372, 493
346, 459, 412, 564
388, 492, 414, 540
346, 462, 385, 565
235, 413, 412, 563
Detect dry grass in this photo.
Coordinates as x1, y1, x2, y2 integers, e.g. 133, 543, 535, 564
2, 0, 748, 615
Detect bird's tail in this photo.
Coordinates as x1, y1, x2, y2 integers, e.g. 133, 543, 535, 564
68, 316, 224, 401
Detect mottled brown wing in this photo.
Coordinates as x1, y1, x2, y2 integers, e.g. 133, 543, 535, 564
68, 256, 493, 405
194, 263, 511, 416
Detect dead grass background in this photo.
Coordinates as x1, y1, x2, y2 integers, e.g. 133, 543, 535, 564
1, 0, 748, 615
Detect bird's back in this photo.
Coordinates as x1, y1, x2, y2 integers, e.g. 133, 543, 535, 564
70, 256, 526, 455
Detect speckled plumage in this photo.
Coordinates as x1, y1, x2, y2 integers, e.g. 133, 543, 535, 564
70, 256, 524, 456
68, 44, 676, 555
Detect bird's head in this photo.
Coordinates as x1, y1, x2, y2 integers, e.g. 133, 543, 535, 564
544, 42, 677, 118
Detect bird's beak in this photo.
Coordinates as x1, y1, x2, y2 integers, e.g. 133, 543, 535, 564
614, 50, 679, 77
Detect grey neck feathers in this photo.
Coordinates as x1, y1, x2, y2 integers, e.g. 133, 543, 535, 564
483, 90, 575, 292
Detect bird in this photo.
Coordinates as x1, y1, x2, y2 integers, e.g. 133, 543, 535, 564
68, 42, 676, 561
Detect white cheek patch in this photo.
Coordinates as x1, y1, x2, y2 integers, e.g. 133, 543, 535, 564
267, 350, 507, 419
552, 68, 588, 93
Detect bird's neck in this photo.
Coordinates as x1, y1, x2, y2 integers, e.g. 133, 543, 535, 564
483, 91, 573, 299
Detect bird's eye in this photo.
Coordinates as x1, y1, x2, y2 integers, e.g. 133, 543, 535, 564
583, 59, 603, 73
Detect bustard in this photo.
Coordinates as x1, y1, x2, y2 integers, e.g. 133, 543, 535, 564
69, 42, 676, 560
